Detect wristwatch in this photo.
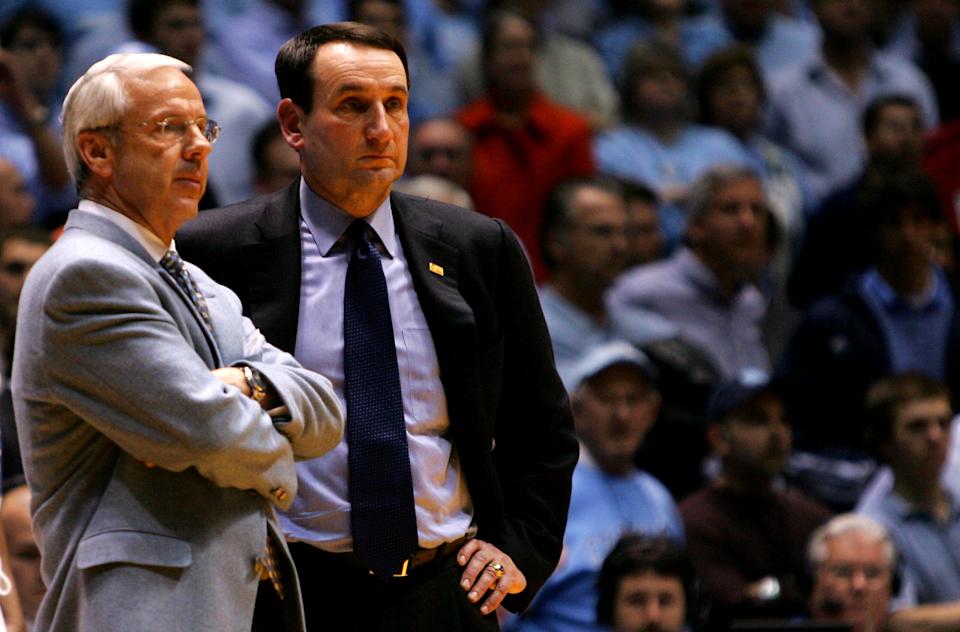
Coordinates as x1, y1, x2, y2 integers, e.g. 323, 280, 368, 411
241, 366, 267, 405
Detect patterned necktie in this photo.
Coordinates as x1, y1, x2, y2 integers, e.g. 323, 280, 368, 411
343, 220, 418, 578
160, 250, 214, 334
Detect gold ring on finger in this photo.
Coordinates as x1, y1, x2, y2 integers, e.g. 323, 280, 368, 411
486, 562, 506, 578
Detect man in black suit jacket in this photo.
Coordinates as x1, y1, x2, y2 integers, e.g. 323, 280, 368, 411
177, 22, 577, 631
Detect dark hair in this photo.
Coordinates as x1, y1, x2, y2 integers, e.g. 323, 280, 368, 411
0, 7, 63, 50
620, 178, 659, 206
862, 94, 920, 137
856, 167, 941, 246
127, 0, 199, 41
696, 45, 765, 126
597, 534, 698, 627
619, 38, 688, 123
348, 0, 403, 20
275, 22, 408, 114
864, 372, 951, 455
540, 175, 625, 271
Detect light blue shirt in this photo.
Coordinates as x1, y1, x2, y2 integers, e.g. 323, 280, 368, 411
506, 451, 684, 632
766, 51, 939, 205
861, 488, 960, 605
281, 181, 473, 551
607, 249, 770, 382
539, 285, 676, 389
858, 266, 954, 379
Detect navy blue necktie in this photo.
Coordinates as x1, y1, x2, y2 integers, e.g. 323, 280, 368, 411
343, 220, 418, 578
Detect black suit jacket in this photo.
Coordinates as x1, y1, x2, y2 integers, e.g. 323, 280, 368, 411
177, 181, 578, 611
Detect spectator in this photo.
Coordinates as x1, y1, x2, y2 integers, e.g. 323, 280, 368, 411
608, 165, 771, 382
766, 0, 938, 206
859, 373, 960, 631
250, 120, 300, 196
697, 46, 807, 251
539, 176, 675, 380
453, 0, 619, 130
779, 168, 960, 509
457, 8, 594, 280
0, 8, 75, 225
697, 46, 808, 363
789, 95, 926, 309
126, 0, 275, 204
597, 534, 698, 632
0, 159, 34, 231
595, 40, 749, 245
0, 484, 42, 629
507, 342, 682, 632
406, 117, 473, 191
680, 377, 832, 624
807, 513, 895, 632
621, 180, 665, 266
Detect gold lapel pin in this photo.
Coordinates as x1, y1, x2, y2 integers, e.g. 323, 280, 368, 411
429, 262, 444, 276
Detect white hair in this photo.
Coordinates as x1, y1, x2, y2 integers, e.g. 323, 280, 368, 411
61, 53, 192, 192
807, 513, 896, 573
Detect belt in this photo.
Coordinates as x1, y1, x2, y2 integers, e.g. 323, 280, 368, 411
304, 530, 476, 578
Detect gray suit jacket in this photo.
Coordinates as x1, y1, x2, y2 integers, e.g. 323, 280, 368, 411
12, 210, 344, 631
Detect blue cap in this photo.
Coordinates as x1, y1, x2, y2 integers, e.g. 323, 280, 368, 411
707, 374, 783, 421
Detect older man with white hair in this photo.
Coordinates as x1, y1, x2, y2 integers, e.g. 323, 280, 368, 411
808, 513, 896, 632
11, 52, 344, 632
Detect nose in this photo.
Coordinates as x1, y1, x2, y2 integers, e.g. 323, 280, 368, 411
644, 601, 662, 624
366, 103, 392, 144
183, 123, 212, 160
850, 568, 868, 592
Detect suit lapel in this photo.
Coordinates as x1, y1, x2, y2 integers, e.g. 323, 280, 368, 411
65, 210, 223, 366
241, 182, 303, 353
392, 193, 476, 336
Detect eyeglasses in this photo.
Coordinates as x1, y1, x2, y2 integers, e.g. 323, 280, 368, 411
139, 116, 221, 144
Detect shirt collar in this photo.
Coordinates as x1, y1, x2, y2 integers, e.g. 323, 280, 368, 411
860, 266, 948, 312
299, 179, 397, 258
884, 487, 960, 522
806, 48, 890, 84
77, 199, 170, 262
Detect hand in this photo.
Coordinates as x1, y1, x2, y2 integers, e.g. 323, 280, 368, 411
211, 367, 251, 397
457, 538, 527, 615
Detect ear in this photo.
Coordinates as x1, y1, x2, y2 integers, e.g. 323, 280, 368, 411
277, 98, 305, 152
76, 130, 115, 180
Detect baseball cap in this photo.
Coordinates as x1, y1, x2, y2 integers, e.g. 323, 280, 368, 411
564, 341, 659, 393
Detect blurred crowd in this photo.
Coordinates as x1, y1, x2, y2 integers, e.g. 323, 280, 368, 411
1, 0, 960, 630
